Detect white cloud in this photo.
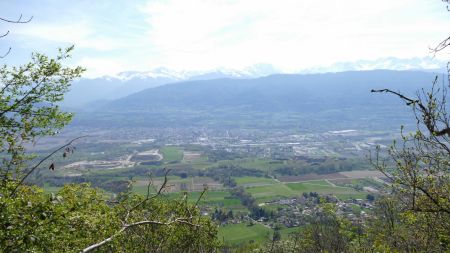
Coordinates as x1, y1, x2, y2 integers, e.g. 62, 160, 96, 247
15, 22, 123, 51
7, 0, 448, 77
76, 57, 128, 78
139, 0, 449, 71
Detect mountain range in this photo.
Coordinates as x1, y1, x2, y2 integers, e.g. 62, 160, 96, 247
71, 70, 448, 131
64, 57, 447, 109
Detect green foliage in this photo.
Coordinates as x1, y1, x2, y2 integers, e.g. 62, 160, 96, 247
255, 204, 355, 253
0, 183, 220, 252
0, 48, 220, 252
0, 182, 116, 252
0, 47, 84, 183
364, 197, 449, 252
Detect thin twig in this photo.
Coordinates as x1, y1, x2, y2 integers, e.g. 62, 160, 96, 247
0, 14, 33, 23
9, 135, 88, 197
80, 217, 201, 253
0, 30, 9, 38
0, 47, 11, 58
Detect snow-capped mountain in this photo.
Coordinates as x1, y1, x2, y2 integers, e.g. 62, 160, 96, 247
114, 63, 280, 81
302, 57, 447, 73
63, 57, 447, 109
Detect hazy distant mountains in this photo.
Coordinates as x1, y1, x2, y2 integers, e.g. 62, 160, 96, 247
64, 57, 446, 109
302, 57, 446, 74
104, 70, 438, 113
63, 64, 279, 108
72, 70, 448, 131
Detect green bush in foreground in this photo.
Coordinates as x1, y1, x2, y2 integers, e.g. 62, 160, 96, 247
0, 182, 220, 252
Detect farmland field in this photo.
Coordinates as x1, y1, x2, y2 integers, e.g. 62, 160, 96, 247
246, 184, 298, 201
278, 170, 387, 183
286, 182, 364, 198
182, 151, 202, 162
160, 146, 183, 162
218, 223, 272, 245
166, 190, 242, 206
133, 176, 223, 193
234, 177, 277, 186
339, 170, 385, 178
277, 173, 345, 182
246, 181, 366, 202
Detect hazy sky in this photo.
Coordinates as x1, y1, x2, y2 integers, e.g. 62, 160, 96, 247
1, 0, 449, 77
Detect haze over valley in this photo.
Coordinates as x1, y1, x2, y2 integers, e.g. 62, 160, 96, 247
2, 1, 449, 252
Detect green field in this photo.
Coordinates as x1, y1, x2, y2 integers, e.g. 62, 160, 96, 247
246, 181, 366, 202
280, 226, 303, 238
165, 190, 242, 207
247, 184, 297, 201
286, 182, 364, 198
218, 223, 304, 245
238, 159, 284, 171
218, 223, 272, 245
160, 146, 183, 162
188, 156, 212, 169
234, 176, 277, 186
215, 158, 285, 172
302, 180, 333, 186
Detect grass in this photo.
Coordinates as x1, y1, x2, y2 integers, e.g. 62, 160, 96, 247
189, 156, 213, 169
239, 159, 277, 170
234, 177, 277, 186
335, 192, 368, 200
280, 227, 303, 239
166, 191, 241, 206
218, 223, 272, 245
246, 184, 297, 201
286, 182, 365, 197
216, 158, 285, 172
160, 146, 183, 163
246, 182, 366, 202
302, 180, 333, 186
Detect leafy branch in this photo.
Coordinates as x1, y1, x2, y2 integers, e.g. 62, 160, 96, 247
80, 169, 209, 252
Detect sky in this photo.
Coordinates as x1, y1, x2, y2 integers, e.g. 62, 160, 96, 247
0, 0, 449, 78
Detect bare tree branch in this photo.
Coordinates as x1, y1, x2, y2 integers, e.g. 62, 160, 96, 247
80, 168, 210, 253
372, 84, 450, 137
0, 14, 33, 58
126, 169, 170, 218
430, 35, 450, 56
0, 14, 33, 24
0, 47, 11, 59
9, 135, 88, 197
0, 30, 9, 38
80, 217, 201, 253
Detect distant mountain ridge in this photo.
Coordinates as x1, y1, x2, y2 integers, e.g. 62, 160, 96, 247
104, 70, 440, 112
64, 57, 446, 109
63, 64, 279, 108
72, 70, 448, 131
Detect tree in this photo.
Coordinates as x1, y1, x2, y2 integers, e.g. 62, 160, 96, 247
0, 16, 220, 252
256, 2, 450, 252
257, 204, 354, 253
370, 0, 450, 220
364, 196, 448, 252
0, 46, 85, 191
0, 181, 220, 252
367, 1, 450, 250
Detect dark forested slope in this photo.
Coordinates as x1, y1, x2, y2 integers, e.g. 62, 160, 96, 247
72, 70, 445, 130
